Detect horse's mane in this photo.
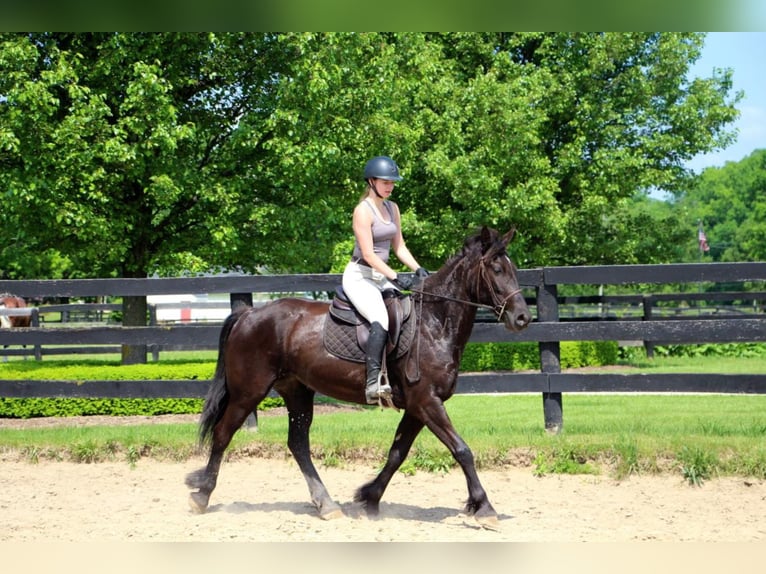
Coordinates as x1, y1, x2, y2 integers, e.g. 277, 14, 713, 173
0, 293, 25, 304
439, 228, 505, 271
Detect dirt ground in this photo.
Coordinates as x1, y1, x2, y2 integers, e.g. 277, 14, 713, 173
1, 412, 765, 542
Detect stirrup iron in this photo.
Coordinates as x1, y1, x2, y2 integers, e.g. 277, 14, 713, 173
365, 371, 393, 407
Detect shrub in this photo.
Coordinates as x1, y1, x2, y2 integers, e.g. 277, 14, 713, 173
0, 397, 204, 419
0, 394, 287, 419
459, 341, 618, 372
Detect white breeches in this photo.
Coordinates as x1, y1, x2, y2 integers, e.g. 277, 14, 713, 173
341, 262, 397, 330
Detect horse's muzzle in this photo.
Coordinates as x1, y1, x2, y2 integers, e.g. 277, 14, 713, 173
503, 307, 531, 332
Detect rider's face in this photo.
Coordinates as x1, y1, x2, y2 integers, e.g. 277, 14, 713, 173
372, 178, 396, 196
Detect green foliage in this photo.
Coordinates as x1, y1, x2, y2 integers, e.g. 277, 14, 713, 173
611, 437, 641, 480
0, 395, 289, 419
71, 440, 101, 464
560, 341, 619, 369
2, 393, 766, 482
0, 33, 295, 278
399, 448, 455, 475
0, 33, 742, 281
0, 354, 297, 418
0, 360, 216, 380
675, 149, 766, 262
459, 341, 618, 371
0, 397, 204, 418
612, 193, 694, 264
459, 342, 539, 371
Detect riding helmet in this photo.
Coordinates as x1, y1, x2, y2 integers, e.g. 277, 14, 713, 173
363, 156, 402, 181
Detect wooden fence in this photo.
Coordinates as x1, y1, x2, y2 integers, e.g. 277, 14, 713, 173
0, 301, 232, 360
2, 261, 766, 431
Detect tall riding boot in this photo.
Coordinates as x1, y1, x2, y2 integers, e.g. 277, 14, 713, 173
365, 321, 391, 404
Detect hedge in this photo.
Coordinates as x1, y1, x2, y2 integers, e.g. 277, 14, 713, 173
459, 341, 618, 372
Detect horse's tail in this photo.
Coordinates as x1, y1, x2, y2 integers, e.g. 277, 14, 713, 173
197, 305, 249, 447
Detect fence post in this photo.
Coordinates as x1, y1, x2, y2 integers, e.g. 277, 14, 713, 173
230, 292, 253, 309
61, 297, 70, 323
31, 308, 42, 361
642, 294, 654, 359
148, 304, 160, 361
537, 281, 563, 434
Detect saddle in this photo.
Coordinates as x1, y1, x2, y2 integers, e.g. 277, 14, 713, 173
323, 286, 415, 363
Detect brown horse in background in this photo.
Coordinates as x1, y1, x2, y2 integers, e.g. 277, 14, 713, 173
0, 293, 31, 329
185, 227, 531, 528
0, 294, 31, 361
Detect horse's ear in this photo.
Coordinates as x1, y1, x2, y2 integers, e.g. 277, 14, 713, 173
480, 226, 494, 251
502, 227, 517, 246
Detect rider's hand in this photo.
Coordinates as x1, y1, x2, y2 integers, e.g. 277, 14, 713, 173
415, 267, 429, 279
392, 275, 413, 291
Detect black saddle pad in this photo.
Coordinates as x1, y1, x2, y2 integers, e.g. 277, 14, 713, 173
323, 306, 416, 363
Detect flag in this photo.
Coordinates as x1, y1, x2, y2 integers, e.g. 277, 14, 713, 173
698, 224, 710, 252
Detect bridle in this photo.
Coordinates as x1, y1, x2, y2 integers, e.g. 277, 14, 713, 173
404, 255, 523, 385
410, 256, 523, 322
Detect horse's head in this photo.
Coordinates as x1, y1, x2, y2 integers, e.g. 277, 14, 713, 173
472, 226, 531, 332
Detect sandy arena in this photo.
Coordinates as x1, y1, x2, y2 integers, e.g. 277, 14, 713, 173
1, 451, 765, 542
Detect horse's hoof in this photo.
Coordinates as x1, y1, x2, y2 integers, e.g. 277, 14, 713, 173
475, 514, 501, 531
188, 492, 209, 514
319, 506, 345, 520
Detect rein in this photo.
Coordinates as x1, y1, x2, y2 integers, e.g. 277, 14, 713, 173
410, 259, 522, 321
410, 287, 488, 308
410, 287, 520, 317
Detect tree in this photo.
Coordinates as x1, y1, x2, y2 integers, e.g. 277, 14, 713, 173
412, 33, 741, 266
247, 32, 741, 270
677, 149, 766, 262
0, 33, 295, 362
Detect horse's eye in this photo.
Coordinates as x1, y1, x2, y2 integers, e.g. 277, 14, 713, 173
492, 263, 503, 274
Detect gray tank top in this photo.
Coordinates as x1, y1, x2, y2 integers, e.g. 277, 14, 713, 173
351, 200, 397, 264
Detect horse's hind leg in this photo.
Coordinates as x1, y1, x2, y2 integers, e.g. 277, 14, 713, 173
280, 383, 343, 520
355, 411, 424, 516
186, 400, 254, 513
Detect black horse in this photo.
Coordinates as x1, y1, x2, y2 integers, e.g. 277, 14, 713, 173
186, 227, 531, 527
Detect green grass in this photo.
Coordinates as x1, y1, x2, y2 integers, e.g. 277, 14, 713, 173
1, 352, 765, 483
617, 355, 766, 374
3, 351, 766, 378
2, 393, 765, 484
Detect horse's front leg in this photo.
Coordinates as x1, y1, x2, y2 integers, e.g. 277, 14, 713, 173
420, 400, 499, 528
355, 411, 424, 516
282, 385, 344, 520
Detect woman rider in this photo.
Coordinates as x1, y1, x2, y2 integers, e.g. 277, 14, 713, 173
342, 156, 428, 404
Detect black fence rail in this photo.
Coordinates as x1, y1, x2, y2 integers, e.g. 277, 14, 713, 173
0, 302, 231, 360
1, 261, 765, 431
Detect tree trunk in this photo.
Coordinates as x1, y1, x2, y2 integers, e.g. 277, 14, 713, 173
121, 295, 147, 365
